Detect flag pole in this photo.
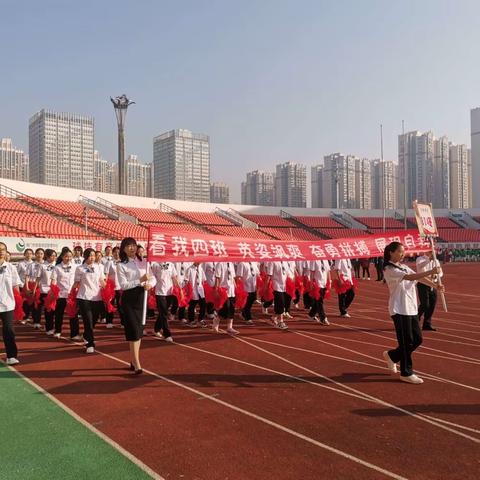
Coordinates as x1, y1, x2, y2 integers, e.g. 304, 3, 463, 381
142, 231, 151, 326
428, 235, 447, 312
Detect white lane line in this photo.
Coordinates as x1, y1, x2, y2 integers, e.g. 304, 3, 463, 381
228, 333, 480, 444
0, 361, 163, 480
418, 415, 480, 434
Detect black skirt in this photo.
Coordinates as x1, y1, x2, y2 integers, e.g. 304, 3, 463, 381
121, 286, 145, 341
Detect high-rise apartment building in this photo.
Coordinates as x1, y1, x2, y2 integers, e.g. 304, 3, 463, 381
0, 138, 29, 182
210, 181, 230, 204
433, 136, 450, 208
126, 155, 152, 198
241, 170, 274, 206
274, 162, 306, 208
470, 108, 480, 207
321, 153, 356, 208
311, 165, 323, 208
29, 109, 94, 190
355, 158, 372, 209
449, 143, 471, 209
153, 129, 210, 202
371, 160, 397, 210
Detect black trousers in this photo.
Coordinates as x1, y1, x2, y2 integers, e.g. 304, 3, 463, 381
353, 263, 361, 278
273, 291, 285, 315
40, 293, 55, 332
241, 292, 257, 320
54, 298, 79, 337
308, 288, 327, 320
376, 264, 384, 281
338, 287, 355, 315
115, 290, 125, 326
206, 301, 215, 316
303, 292, 312, 310
417, 284, 437, 326
387, 314, 423, 377
293, 289, 301, 305
284, 293, 292, 313
32, 293, 45, 326
22, 300, 32, 320
77, 299, 103, 348
188, 298, 206, 322
218, 297, 236, 319
361, 266, 370, 278
155, 295, 173, 337
1, 310, 17, 359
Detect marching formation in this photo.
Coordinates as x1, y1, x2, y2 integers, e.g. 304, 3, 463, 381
0, 237, 444, 384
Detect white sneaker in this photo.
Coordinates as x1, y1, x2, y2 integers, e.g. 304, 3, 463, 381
272, 316, 279, 326
71, 335, 83, 341
226, 327, 239, 335
46, 329, 55, 336
382, 351, 398, 374
6, 358, 20, 365
263, 308, 269, 315
168, 314, 175, 321
278, 321, 288, 330
53, 333, 61, 339
284, 312, 293, 319
321, 317, 330, 326
400, 374, 423, 384
180, 318, 188, 325
106, 323, 114, 329
86, 347, 95, 354
20, 320, 27, 325
33, 323, 41, 330
294, 303, 299, 310
164, 336, 174, 343
340, 313, 351, 318
153, 331, 164, 338
99, 318, 106, 324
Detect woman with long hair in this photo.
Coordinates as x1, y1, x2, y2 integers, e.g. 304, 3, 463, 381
116, 237, 155, 374
382, 242, 444, 384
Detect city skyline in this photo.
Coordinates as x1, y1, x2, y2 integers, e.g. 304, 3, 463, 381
1, 1, 479, 203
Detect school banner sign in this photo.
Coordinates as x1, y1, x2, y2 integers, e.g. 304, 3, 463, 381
147, 227, 430, 263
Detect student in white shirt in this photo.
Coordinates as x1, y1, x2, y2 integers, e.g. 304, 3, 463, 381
105, 246, 122, 328
72, 246, 84, 266
266, 261, 289, 330
117, 237, 155, 374
382, 242, 444, 384
37, 249, 58, 335
0, 241, 21, 365
308, 260, 331, 325
236, 261, 260, 325
283, 261, 297, 318
185, 263, 207, 328
53, 249, 80, 339
415, 252, 442, 331
150, 261, 178, 341
333, 258, 355, 318
25, 248, 44, 329
101, 246, 113, 266
202, 262, 217, 319
17, 248, 34, 322
213, 262, 238, 334
73, 248, 106, 354
172, 262, 193, 324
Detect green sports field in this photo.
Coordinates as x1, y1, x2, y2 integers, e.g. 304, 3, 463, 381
0, 364, 154, 480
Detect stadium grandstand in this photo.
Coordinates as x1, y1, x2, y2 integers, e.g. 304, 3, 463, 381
1, 178, 480, 250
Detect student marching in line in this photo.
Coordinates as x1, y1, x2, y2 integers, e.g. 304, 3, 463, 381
382, 242, 444, 384
117, 237, 155, 374
213, 261, 238, 334
173, 261, 193, 324
185, 262, 207, 328
38, 249, 58, 336
105, 246, 123, 328
283, 261, 297, 319
101, 246, 113, 266
333, 258, 355, 318
150, 261, 177, 341
415, 251, 442, 331
236, 261, 260, 325
72, 246, 84, 266
16, 248, 34, 323
53, 248, 80, 340
265, 261, 289, 330
308, 259, 331, 325
25, 248, 44, 329
73, 248, 106, 354
0, 242, 21, 365
202, 262, 217, 320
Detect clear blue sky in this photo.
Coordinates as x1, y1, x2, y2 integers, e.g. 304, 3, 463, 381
1, 0, 479, 203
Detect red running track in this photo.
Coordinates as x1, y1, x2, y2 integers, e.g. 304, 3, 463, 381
7, 263, 480, 479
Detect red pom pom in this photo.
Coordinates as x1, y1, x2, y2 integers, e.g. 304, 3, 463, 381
295, 275, 304, 296
147, 289, 157, 310
101, 278, 117, 314
44, 284, 60, 312
13, 289, 25, 321
65, 287, 79, 318
310, 281, 321, 300
285, 277, 296, 298
235, 278, 248, 309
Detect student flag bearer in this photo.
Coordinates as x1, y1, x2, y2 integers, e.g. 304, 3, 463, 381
117, 237, 155, 375
382, 242, 444, 384
0, 242, 21, 365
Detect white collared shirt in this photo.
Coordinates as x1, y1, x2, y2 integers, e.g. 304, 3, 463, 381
0, 261, 21, 312
17, 259, 33, 287
296, 260, 309, 276
334, 259, 353, 283
236, 262, 260, 293
309, 260, 330, 288
202, 262, 217, 287
384, 263, 418, 316
38, 261, 57, 294
26, 261, 43, 282
266, 261, 289, 293
215, 262, 236, 297
75, 262, 105, 301
54, 262, 76, 298
151, 262, 177, 296
185, 264, 206, 300
415, 256, 443, 281
116, 257, 156, 292
106, 259, 121, 290
175, 262, 193, 287
72, 256, 83, 266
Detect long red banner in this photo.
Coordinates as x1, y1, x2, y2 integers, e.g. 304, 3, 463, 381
147, 227, 429, 263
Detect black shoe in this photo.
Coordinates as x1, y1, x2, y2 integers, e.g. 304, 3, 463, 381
133, 369, 143, 375
128, 363, 135, 371
422, 324, 437, 331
